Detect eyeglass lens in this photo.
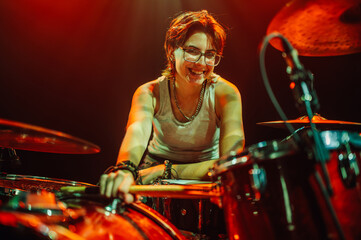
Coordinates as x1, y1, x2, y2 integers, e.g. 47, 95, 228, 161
183, 48, 220, 66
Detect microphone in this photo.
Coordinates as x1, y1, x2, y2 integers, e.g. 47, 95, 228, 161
280, 37, 320, 113
281, 41, 304, 73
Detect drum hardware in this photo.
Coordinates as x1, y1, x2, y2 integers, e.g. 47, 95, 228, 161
319, 130, 361, 188
338, 149, 359, 188
248, 165, 267, 199
104, 198, 123, 214
334, 131, 361, 188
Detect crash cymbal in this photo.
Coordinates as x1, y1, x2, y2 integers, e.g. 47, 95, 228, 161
267, 0, 361, 56
0, 118, 100, 154
257, 114, 361, 130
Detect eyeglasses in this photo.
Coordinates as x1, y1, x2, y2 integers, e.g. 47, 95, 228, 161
180, 47, 222, 66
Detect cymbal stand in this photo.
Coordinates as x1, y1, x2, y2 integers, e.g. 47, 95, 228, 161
0, 147, 21, 173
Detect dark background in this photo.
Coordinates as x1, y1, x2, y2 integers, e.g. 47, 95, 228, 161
0, 0, 360, 185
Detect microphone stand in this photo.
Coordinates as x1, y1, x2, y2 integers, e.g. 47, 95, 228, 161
286, 52, 346, 240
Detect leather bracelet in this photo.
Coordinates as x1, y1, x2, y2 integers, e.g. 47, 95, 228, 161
104, 160, 139, 181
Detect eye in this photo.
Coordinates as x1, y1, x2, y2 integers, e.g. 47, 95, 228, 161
205, 51, 217, 59
185, 48, 200, 56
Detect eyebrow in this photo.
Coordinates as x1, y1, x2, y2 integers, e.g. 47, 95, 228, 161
184, 45, 217, 52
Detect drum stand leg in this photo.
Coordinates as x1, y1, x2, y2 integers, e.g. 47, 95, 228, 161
198, 200, 203, 233
314, 171, 346, 240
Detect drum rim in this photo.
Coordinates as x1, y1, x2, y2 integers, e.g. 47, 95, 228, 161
212, 139, 298, 176
320, 130, 361, 149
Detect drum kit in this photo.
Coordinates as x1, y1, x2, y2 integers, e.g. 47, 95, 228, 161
0, 0, 361, 239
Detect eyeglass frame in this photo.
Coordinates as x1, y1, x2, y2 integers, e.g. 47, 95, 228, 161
179, 46, 222, 66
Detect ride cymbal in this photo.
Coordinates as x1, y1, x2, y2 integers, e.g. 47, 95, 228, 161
0, 118, 100, 154
257, 114, 361, 130
267, 0, 361, 56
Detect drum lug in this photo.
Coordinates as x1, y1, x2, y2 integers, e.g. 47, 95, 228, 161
249, 165, 267, 199
105, 198, 123, 214
338, 152, 360, 188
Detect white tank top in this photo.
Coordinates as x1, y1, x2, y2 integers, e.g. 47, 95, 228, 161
146, 76, 220, 163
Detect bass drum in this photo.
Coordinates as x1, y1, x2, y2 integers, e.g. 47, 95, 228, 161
213, 139, 329, 240
0, 190, 185, 240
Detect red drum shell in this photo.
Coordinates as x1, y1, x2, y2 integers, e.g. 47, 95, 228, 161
317, 130, 361, 240
214, 139, 329, 240
0, 192, 185, 240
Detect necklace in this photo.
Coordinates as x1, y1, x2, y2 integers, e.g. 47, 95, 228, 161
173, 79, 206, 122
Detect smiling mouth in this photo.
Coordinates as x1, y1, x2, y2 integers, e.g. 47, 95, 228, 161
188, 68, 205, 76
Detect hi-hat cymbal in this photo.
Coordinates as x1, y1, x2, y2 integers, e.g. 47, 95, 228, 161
0, 118, 100, 154
257, 114, 361, 130
267, 0, 361, 56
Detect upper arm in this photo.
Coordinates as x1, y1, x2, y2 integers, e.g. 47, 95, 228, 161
215, 79, 245, 156
117, 81, 158, 164
126, 82, 156, 129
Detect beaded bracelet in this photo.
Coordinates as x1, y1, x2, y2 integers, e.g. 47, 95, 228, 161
104, 160, 139, 181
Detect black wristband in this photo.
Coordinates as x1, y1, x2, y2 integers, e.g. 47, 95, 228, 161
104, 160, 139, 181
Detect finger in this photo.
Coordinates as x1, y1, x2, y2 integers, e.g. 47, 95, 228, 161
118, 172, 135, 203
112, 171, 126, 197
104, 172, 116, 198
123, 193, 135, 204
99, 174, 109, 195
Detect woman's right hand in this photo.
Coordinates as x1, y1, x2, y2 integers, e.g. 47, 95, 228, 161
99, 170, 135, 203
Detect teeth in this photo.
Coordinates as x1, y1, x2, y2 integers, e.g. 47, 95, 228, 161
190, 69, 204, 75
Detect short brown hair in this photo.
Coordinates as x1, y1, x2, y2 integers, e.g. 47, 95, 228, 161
162, 10, 227, 79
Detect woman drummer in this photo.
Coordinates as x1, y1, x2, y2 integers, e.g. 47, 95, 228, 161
100, 10, 245, 203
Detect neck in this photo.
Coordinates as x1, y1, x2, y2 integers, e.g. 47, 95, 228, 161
173, 76, 205, 99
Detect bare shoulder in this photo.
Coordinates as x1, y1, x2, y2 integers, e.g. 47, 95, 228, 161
214, 77, 241, 99
135, 79, 159, 97
132, 78, 161, 112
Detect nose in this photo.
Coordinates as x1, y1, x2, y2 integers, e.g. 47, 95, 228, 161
196, 55, 207, 66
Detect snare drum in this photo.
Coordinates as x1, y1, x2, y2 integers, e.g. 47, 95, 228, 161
149, 179, 227, 239
0, 190, 185, 240
213, 139, 329, 240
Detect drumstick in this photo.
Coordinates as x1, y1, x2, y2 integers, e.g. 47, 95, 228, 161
60, 184, 220, 199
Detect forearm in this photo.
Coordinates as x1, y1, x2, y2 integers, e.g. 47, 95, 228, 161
172, 160, 218, 180
220, 135, 245, 157
117, 122, 152, 166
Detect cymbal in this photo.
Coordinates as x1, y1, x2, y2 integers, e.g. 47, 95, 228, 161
0, 118, 100, 154
267, 0, 361, 56
0, 174, 97, 193
257, 114, 361, 130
